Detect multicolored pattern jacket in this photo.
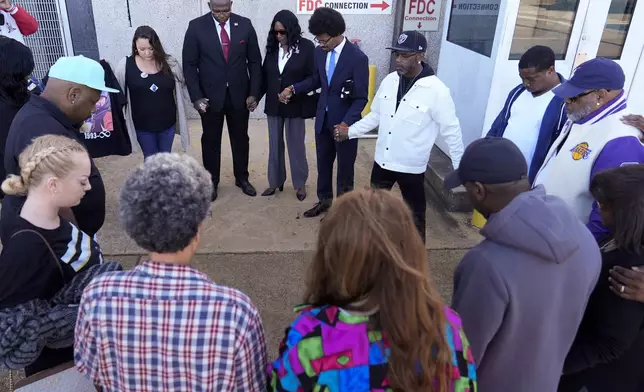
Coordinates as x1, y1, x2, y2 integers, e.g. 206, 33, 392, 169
268, 304, 477, 391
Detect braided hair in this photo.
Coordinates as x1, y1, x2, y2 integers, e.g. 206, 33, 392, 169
1, 135, 88, 196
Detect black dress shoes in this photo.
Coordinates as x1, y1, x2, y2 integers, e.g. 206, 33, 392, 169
235, 180, 257, 197
261, 185, 284, 196
304, 201, 331, 218
211, 187, 218, 202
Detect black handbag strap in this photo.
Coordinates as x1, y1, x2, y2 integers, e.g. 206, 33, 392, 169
11, 229, 66, 283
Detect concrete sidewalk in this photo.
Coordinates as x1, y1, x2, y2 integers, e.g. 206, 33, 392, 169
95, 119, 481, 256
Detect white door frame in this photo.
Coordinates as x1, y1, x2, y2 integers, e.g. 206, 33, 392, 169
56, 0, 74, 55
576, 0, 644, 93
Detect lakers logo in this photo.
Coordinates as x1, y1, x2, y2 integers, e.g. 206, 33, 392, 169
570, 142, 592, 160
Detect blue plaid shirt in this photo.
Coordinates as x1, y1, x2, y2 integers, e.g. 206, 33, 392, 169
74, 261, 267, 391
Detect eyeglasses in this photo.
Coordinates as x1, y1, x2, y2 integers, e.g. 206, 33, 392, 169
211, 8, 231, 15
314, 36, 332, 45
567, 90, 596, 103
273, 30, 286, 36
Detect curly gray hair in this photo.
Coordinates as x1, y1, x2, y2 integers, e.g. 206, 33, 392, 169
119, 153, 213, 253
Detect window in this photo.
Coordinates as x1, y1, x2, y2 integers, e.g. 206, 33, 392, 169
597, 0, 638, 59
446, 0, 501, 57
509, 0, 581, 60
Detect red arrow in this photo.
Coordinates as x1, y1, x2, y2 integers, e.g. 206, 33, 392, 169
417, 22, 422, 29
370, 1, 390, 10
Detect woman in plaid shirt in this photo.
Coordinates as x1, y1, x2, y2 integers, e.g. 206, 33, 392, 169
74, 153, 268, 391
268, 189, 478, 392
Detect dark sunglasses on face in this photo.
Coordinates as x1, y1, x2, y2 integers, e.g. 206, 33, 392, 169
273, 30, 286, 36
567, 90, 597, 103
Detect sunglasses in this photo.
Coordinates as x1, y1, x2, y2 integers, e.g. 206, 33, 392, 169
567, 90, 597, 103
273, 29, 286, 36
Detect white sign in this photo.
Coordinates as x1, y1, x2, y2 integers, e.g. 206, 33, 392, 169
450, 0, 500, 16
402, 0, 442, 32
296, 0, 392, 15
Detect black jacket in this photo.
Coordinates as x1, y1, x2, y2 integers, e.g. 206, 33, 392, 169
261, 37, 316, 118
182, 13, 262, 111
559, 243, 644, 392
80, 60, 132, 158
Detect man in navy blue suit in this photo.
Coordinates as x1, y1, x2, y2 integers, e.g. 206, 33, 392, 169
279, 7, 369, 218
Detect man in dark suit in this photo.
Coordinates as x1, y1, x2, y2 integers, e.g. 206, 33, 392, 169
280, 7, 369, 217
182, 0, 262, 201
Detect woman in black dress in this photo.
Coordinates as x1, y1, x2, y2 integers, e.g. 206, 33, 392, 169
260, 10, 315, 200
115, 25, 190, 159
559, 164, 644, 392
0, 36, 34, 197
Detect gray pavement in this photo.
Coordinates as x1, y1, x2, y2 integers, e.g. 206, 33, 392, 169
1, 119, 480, 391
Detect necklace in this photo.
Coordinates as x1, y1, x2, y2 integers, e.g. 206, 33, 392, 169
398, 68, 422, 104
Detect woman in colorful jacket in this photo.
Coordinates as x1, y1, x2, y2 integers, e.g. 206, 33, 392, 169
267, 188, 477, 392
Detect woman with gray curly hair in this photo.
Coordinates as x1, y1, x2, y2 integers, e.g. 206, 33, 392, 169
75, 153, 268, 392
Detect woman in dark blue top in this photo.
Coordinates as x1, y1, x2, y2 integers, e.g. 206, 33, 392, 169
559, 164, 644, 392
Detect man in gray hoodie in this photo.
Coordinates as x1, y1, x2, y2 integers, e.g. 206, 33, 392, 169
444, 137, 601, 392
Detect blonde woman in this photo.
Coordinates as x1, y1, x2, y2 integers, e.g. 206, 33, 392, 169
115, 25, 190, 158
0, 134, 103, 376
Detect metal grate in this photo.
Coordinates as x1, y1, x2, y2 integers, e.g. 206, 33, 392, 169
20, 0, 71, 78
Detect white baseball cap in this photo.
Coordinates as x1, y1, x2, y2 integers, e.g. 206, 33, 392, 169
48, 55, 119, 93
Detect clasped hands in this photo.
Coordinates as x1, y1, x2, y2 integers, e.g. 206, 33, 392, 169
333, 122, 349, 142
193, 96, 258, 114
278, 86, 293, 104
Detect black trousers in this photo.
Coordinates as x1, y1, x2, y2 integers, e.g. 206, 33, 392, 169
315, 114, 358, 201
370, 162, 426, 242
200, 89, 250, 186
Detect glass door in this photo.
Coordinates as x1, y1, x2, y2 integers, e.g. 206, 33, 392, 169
575, 0, 644, 92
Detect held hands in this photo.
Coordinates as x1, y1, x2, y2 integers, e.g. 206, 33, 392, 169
278, 86, 293, 104
622, 114, 644, 131
246, 96, 258, 112
194, 98, 209, 114
609, 266, 644, 303
333, 122, 349, 142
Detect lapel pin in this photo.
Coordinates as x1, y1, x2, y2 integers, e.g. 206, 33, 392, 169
234, 22, 238, 26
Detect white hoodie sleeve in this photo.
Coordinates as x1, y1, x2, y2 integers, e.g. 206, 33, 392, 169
432, 86, 464, 168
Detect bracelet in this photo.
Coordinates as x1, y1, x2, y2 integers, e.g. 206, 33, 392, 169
8, 5, 18, 14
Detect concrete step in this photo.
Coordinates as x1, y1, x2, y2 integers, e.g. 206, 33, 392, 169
425, 146, 473, 213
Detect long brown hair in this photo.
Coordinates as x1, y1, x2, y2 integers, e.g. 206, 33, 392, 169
131, 25, 174, 78
304, 188, 451, 391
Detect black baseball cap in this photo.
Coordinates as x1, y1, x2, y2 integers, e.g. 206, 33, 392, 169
444, 137, 528, 190
386, 31, 427, 53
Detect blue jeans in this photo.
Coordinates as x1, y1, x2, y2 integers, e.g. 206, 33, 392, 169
136, 125, 176, 159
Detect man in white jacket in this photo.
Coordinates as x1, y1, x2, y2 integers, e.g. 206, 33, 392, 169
335, 31, 464, 241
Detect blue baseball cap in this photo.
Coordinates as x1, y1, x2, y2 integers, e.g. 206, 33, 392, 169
48, 55, 119, 93
444, 137, 528, 190
553, 58, 624, 99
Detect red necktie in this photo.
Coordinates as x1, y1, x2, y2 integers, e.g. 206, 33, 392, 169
219, 23, 229, 61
